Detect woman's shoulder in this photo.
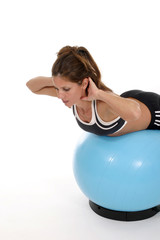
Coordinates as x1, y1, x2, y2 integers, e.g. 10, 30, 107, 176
96, 99, 119, 122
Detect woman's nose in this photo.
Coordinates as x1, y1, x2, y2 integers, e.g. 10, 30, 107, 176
57, 90, 65, 99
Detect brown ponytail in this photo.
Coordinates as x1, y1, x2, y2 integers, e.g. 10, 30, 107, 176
52, 46, 112, 92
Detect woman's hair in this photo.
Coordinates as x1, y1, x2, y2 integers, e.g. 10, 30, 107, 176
52, 46, 112, 92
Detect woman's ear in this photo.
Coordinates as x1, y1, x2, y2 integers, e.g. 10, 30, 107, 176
82, 78, 89, 90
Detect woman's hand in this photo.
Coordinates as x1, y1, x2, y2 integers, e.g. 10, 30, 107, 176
81, 78, 100, 101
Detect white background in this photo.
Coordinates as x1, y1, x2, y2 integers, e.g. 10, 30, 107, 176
0, 0, 160, 239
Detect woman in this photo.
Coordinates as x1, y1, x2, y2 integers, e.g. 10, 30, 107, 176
26, 46, 160, 136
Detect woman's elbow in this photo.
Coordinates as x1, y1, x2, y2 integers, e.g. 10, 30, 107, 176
26, 80, 31, 89
130, 103, 142, 121
134, 107, 141, 120
26, 80, 36, 93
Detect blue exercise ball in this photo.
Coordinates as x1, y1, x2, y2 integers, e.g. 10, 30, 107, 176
73, 130, 160, 217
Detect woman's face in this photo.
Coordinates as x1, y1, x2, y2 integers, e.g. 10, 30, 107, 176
53, 76, 87, 108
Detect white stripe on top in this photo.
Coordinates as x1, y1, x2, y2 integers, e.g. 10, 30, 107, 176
74, 100, 122, 126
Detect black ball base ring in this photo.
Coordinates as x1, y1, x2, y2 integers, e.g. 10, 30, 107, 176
89, 200, 160, 221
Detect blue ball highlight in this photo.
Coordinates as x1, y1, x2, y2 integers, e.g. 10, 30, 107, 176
73, 130, 160, 212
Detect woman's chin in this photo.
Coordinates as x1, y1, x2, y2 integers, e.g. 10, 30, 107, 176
64, 101, 73, 108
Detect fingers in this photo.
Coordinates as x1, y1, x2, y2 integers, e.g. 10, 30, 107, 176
88, 77, 93, 83
80, 96, 89, 101
81, 92, 92, 101
88, 77, 96, 87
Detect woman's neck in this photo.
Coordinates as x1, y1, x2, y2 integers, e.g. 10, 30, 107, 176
76, 100, 93, 114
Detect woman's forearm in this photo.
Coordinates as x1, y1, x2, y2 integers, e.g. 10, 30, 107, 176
97, 90, 141, 121
26, 76, 54, 93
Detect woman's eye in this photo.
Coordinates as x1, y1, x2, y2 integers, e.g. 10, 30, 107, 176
63, 88, 70, 92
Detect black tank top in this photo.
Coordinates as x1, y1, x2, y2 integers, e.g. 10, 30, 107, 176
72, 100, 127, 136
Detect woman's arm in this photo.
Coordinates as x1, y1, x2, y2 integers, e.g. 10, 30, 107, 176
97, 90, 141, 121
82, 78, 141, 121
26, 76, 57, 97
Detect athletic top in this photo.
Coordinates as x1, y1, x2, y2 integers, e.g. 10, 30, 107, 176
120, 90, 160, 129
72, 100, 127, 136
